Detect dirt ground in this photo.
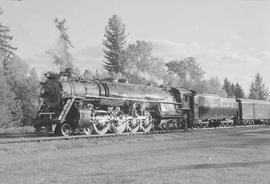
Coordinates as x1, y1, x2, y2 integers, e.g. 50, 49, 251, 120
1, 127, 270, 184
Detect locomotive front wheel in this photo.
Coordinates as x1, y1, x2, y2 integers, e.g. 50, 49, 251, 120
112, 117, 127, 134
83, 123, 94, 135
127, 118, 140, 133
141, 112, 153, 133
60, 123, 72, 136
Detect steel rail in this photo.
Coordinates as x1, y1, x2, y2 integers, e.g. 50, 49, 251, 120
0, 124, 267, 144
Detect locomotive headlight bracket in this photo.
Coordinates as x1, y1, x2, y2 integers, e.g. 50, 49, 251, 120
60, 92, 68, 98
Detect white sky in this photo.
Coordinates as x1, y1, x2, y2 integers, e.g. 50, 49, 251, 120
1, 0, 270, 93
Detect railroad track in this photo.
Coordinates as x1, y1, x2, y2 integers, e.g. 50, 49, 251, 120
0, 124, 267, 144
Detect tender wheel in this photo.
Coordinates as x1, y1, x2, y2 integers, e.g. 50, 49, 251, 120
112, 115, 127, 134
127, 118, 140, 133
160, 122, 168, 130
83, 123, 94, 135
169, 121, 176, 129
173, 122, 178, 129
60, 123, 72, 136
141, 112, 153, 133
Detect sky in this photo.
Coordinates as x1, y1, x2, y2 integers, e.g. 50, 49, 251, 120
1, 0, 270, 93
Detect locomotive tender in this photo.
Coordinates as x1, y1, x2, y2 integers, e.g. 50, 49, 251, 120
34, 70, 270, 136
34, 72, 193, 136
193, 94, 238, 128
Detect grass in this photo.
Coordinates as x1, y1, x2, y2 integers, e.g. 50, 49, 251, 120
0, 126, 35, 134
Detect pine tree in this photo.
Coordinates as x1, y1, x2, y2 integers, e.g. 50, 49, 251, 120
233, 83, 245, 98
0, 8, 16, 73
249, 73, 269, 100
47, 17, 73, 73
0, 8, 22, 127
223, 78, 233, 97
103, 14, 127, 73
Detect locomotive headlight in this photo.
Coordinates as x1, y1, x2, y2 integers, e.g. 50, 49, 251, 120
40, 87, 46, 96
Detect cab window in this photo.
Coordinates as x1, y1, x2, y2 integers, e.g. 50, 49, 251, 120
160, 103, 177, 112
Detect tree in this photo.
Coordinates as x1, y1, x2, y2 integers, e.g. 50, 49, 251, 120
0, 70, 22, 127
233, 83, 245, 98
166, 57, 204, 81
122, 40, 166, 85
0, 8, 23, 127
20, 68, 40, 125
166, 59, 188, 79
249, 73, 269, 100
185, 57, 205, 81
0, 8, 39, 127
222, 78, 245, 98
196, 77, 227, 97
124, 40, 152, 72
3, 56, 40, 126
47, 17, 73, 73
223, 78, 233, 97
82, 69, 94, 80
0, 8, 16, 73
165, 57, 205, 89
103, 14, 127, 73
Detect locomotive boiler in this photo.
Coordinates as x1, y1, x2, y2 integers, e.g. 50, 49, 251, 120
34, 72, 192, 136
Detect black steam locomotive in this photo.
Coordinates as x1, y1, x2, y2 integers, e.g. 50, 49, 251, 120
34, 71, 270, 136
34, 72, 194, 136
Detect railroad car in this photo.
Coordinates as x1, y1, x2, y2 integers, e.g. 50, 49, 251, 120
193, 94, 238, 128
34, 71, 192, 136
236, 98, 270, 125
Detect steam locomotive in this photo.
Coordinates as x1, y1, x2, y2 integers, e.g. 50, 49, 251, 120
34, 70, 270, 136
34, 71, 194, 136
